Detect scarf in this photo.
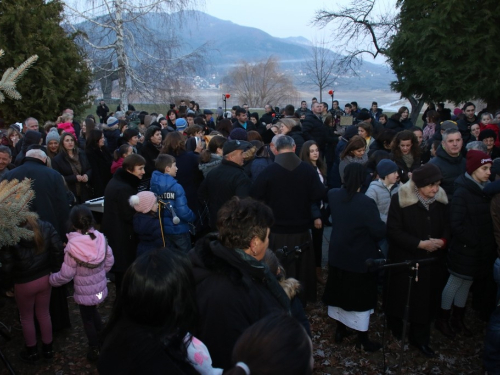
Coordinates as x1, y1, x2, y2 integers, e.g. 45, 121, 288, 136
465, 172, 488, 190
423, 123, 436, 141
402, 153, 414, 169
67, 152, 83, 197
414, 186, 436, 210
345, 153, 368, 165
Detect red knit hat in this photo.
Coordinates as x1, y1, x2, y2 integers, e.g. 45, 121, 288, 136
466, 150, 492, 175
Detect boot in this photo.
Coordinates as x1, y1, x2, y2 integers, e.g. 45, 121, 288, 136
334, 321, 353, 344
87, 345, 100, 362
435, 308, 455, 339
42, 342, 54, 359
316, 267, 326, 285
20, 345, 39, 364
355, 331, 382, 352
450, 306, 472, 337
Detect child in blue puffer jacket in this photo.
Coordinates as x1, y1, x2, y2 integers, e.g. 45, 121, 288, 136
150, 154, 196, 252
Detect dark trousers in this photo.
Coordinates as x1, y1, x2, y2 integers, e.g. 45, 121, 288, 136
386, 315, 431, 346
311, 224, 324, 268
79, 305, 103, 347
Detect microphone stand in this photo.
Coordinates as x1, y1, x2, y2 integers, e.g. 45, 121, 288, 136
370, 257, 438, 375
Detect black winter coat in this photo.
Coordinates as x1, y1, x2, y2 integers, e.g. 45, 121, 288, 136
140, 141, 160, 180
85, 147, 113, 198
385, 180, 450, 325
328, 189, 386, 273
98, 317, 199, 375
1, 220, 64, 285
448, 174, 496, 278
189, 235, 288, 370
199, 159, 252, 230
52, 150, 92, 203
302, 113, 326, 152
1, 158, 70, 239
101, 168, 140, 273
429, 145, 466, 199
288, 125, 305, 155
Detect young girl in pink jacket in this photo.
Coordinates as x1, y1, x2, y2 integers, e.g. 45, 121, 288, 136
50, 205, 114, 362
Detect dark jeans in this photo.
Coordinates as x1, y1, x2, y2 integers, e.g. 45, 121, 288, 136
79, 304, 103, 347
484, 305, 500, 375
165, 232, 192, 253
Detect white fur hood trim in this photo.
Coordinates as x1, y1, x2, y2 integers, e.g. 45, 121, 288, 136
398, 179, 448, 208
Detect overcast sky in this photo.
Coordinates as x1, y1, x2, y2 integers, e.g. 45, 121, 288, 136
203, 0, 396, 65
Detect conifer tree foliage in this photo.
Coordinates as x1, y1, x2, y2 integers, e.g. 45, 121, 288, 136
0, 0, 93, 123
387, 0, 500, 110
0, 178, 38, 249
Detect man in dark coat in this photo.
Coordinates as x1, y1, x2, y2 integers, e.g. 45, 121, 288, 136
302, 102, 327, 154
1, 149, 69, 239
385, 164, 450, 358
457, 102, 479, 145
101, 154, 144, 292
96, 100, 110, 124
429, 128, 466, 199
232, 108, 259, 132
198, 140, 252, 230
260, 104, 275, 126
251, 135, 327, 303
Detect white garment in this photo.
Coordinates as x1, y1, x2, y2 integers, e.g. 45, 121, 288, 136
328, 306, 373, 332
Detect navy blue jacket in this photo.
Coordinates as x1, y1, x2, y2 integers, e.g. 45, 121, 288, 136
132, 212, 163, 256
328, 188, 386, 273
150, 171, 196, 235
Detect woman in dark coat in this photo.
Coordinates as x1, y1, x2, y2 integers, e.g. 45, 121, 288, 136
385, 163, 450, 358
436, 150, 496, 337
161, 132, 203, 215
101, 154, 145, 293
140, 126, 162, 188
322, 163, 385, 352
99, 249, 219, 375
277, 118, 305, 155
386, 106, 413, 132
390, 130, 421, 184
85, 129, 113, 198
189, 197, 290, 370
52, 132, 92, 204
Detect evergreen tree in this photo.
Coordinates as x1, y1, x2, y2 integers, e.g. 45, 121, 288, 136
0, 0, 92, 123
388, 0, 500, 110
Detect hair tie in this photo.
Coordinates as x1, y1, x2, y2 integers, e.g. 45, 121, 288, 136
236, 362, 250, 375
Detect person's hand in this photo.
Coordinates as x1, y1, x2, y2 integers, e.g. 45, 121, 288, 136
266, 123, 272, 129
76, 175, 83, 182
430, 238, 444, 248
314, 218, 322, 229
418, 240, 440, 252
82, 174, 88, 183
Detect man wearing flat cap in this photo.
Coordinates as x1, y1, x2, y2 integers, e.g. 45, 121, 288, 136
199, 140, 252, 230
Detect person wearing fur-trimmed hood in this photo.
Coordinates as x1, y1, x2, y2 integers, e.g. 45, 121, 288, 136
385, 163, 450, 358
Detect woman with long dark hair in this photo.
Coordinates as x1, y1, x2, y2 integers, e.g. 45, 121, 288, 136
140, 125, 163, 186
300, 140, 328, 284
166, 109, 178, 130
390, 130, 421, 184
322, 163, 385, 352
85, 129, 113, 198
52, 132, 92, 203
99, 249, 222, 374
386, 106, 413, 132
339, 135, 367, 184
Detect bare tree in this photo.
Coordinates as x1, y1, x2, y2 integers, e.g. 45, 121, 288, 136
302, 38, 341, 102
225, 56, 299, 108
64, 0, 206, 111
312, 0, 426, 123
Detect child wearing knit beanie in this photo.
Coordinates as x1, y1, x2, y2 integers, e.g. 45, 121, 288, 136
129, 191, 163, 257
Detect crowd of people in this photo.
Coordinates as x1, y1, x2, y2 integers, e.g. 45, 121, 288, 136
0, 97, 499, 374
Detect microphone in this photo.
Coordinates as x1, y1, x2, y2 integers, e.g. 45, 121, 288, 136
166, 202, 180, 224
365, 258, 387, 268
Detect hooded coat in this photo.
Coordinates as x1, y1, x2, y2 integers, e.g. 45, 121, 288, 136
49, 229, 114, 306
385, 179, 450, 324
448, 174, 496, 278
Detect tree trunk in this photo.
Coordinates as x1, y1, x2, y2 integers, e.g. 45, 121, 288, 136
408, 96, 425, 126
115, 0, 128, 112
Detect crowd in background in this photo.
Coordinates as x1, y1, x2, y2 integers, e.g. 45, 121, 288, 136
0, 96, 499, 374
